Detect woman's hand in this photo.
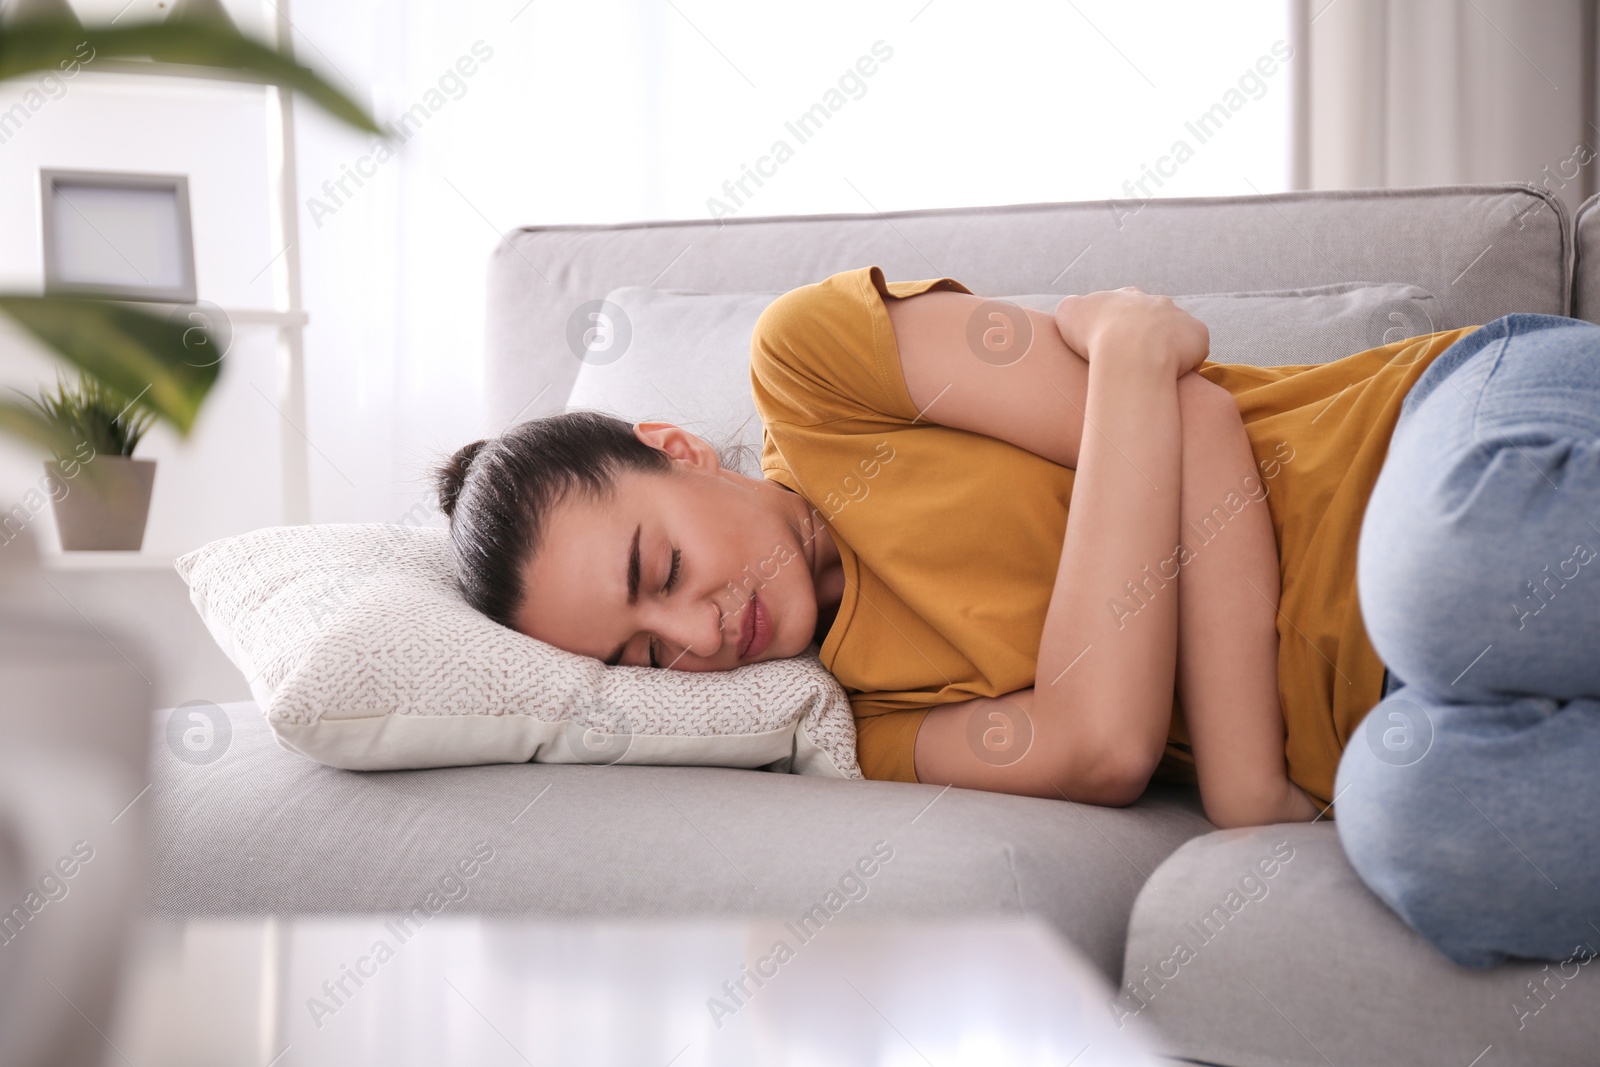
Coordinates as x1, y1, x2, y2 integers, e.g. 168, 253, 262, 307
1054, 287, 1210, 378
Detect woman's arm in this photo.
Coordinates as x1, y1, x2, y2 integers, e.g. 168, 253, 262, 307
887, 288, 1319, 820
911, 290, 1203, 803
884, 290, 1090, 467
1172, 378, 1321, 826
1032, 326, 1185, 801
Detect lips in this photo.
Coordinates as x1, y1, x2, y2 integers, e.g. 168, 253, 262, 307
739, 592, 771, 660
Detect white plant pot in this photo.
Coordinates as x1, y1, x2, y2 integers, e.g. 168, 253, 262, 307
46, 455, 156, 552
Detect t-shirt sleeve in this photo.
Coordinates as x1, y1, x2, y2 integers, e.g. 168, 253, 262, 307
749, 266, 971, 431
852, 706, 929, 783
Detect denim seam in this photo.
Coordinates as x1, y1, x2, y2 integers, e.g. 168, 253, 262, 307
1467, 318, 1515, 446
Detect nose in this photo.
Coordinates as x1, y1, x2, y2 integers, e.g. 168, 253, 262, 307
644, 594, 736, 669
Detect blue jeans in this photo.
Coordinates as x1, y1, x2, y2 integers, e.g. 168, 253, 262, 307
1338, 313, 1600, 969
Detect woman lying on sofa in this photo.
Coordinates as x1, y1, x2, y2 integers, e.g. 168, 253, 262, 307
435, 266, 1599, 970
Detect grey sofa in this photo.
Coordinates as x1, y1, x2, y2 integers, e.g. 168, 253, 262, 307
149, 183, 1600, 1066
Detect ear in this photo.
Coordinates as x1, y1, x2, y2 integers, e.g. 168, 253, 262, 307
632, 421, 722, 470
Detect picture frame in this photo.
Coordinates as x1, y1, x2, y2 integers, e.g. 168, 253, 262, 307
40, 169, 197, 304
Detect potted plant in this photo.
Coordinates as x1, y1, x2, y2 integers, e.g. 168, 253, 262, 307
24, 372, 157, 550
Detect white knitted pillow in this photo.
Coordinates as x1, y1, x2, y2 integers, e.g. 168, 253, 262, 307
175, 523, 862, 778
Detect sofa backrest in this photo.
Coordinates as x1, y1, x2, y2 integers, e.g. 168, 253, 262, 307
1570, 192, 1600, 322
485, 184, 1569, 426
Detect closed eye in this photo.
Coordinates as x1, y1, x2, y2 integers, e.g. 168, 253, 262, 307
647, 547, 682, 668
663, 547, 681, 594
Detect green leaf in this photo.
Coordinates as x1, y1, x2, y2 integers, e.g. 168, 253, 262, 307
0, 17, 383, 135
0, 394, 143, 497
0, 396, 75, 457
0, 296, 220, 437
21, 370, 156, 457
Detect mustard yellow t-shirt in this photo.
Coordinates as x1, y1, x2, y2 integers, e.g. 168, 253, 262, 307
749, 265, 1476, 805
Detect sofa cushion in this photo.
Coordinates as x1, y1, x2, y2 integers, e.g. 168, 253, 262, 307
1009, 281, 1441, 366
174, 523, 860, 777
565, 287, 781, 474
487, 185, 1568, 428
1120, 824, 1599, 1067
144, 702, 1215, 983
564, 281, 1441, 485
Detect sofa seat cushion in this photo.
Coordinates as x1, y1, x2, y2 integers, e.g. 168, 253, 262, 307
1121, 824, 1600, 1067
146, 702, 1214, 982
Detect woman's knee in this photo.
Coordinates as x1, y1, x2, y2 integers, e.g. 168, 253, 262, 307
1356, 475, 1486, 694
1360, 426, 1600, 695
1398, 313, 1600, 420
1333, 700, 1506, 966
1335, 690, 1600, 967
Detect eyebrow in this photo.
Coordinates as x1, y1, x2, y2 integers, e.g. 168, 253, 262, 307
603, 523, 644, 667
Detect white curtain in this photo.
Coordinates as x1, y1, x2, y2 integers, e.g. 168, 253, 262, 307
1298, 0, 1593, 215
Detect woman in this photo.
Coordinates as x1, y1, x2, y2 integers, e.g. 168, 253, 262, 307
438, 266, 1599, 968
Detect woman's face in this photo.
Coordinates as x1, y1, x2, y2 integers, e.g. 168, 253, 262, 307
513, 421, 828, 671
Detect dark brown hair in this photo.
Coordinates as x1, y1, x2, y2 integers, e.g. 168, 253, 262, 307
435, 410, 673, 628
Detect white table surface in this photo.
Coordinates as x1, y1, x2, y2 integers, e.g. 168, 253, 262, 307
107, 915, 1171, 1066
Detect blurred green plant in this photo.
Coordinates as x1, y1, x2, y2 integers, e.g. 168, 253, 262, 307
0, 10, 384, 457
21, 371, 155, 458
0, 295, 222, 455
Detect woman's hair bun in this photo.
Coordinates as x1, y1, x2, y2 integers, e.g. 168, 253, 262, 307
435, 438, 488, 518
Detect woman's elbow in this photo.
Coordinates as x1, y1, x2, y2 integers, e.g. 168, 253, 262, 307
1044, 743, 1157, 807
1077, 762, 1155, 807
